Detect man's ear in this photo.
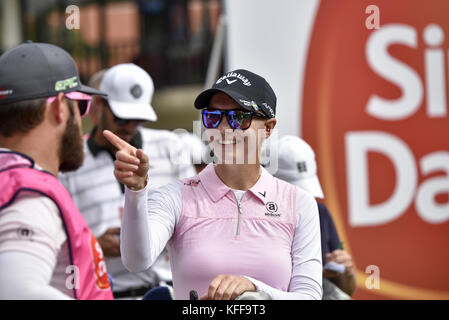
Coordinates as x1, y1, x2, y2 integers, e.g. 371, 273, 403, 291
49, 92, 66, 125
265, 118, 277, 139
89, 96, 103, 125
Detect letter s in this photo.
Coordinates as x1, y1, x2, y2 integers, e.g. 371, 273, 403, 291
365, 24, 422, 120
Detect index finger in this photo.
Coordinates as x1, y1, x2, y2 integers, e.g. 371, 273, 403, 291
103, 130, 135, 151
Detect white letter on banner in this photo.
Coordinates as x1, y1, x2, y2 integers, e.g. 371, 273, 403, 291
416, 151, 449, 224
365, 24, 422, 120
345, 131, 417, 227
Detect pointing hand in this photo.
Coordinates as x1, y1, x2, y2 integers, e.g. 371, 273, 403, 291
103, 130, 149, 191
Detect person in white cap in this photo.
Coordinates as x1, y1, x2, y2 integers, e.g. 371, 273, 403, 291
270, 135, 357, 297
59, 63, 196, 299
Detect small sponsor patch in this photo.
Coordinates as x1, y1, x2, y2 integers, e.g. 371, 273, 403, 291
16, 227, 34, 241
297, 161, 308, 173
251, 101, 260, 111
239, 99, 252, 107
265, 212, 281, 217
130, 84, 142, 98
0, 88, 13, 99
184, 179, 201, 187
261, 103, 275, 117
266, 202, 278, 213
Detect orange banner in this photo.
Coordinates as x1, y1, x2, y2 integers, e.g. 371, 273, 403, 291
302, 0, 449, 299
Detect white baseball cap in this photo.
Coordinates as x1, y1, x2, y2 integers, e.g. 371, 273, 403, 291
273, 135, 324, 199
99, 63, 157, 121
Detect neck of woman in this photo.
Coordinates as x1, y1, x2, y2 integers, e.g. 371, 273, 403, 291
214, 163, 262, 191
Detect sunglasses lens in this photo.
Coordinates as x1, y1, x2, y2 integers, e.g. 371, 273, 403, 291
227, 110, 252, 130
63, 92, 92, 117
78, 100, 89, 117
202, 110, 222, 128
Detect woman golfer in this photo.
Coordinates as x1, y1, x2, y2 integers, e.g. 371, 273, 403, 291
104, 69, 322, 300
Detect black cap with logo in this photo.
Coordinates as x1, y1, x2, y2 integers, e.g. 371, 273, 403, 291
0, 41, 107, 104
194, 69, 277, 118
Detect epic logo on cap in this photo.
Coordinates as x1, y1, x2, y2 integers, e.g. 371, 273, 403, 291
55, 76, 78, 91
302, 0, 449, 299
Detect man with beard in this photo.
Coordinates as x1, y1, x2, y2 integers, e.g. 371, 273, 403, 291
59, 63, 196, 299
0, 42, 113, 299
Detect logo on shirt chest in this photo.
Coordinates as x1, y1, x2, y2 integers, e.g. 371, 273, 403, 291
265, 201, 280, 217
184, 179, 201, 187
16, 226, 34, 241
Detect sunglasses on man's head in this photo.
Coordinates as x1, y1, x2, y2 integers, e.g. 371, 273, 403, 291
202, 109, 268, 130
46, 91, 92, 117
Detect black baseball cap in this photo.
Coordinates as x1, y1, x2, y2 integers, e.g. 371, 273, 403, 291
194, 69, 276, 118
0, 41, 107, 104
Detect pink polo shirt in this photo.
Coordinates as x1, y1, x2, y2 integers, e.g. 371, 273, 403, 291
167, 164, 297, 298
121, 163, 323, 300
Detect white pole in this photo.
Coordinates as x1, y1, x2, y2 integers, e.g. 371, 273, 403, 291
204, 14, 226, 89
1, 0, 23, 52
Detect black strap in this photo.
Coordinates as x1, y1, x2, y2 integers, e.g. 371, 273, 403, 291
113, 286, 152, 299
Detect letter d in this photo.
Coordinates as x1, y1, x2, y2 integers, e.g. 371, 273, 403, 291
345, 131, 417, 227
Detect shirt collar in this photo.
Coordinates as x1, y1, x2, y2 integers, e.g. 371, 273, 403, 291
87, 126, 143, 158
247, 166, 274, 205
199, 164, 274, 204
198, 164, 231, 202
0, 149, 34, 171
0, 149, 53, 176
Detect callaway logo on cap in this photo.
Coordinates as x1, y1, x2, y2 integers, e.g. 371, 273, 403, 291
0, 41, 106, 104
194, 68, 277, 119
215, 71, 252, 87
